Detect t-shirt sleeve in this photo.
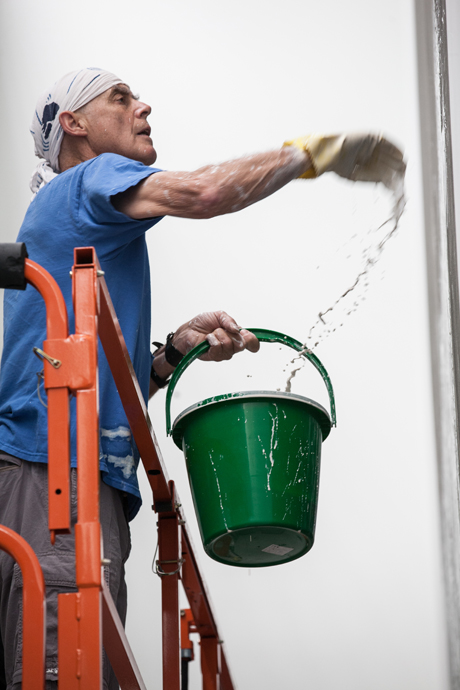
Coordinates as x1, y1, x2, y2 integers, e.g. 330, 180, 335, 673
78, 153, 164, 250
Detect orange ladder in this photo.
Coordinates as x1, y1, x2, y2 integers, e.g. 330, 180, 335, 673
0, 244, 235, 690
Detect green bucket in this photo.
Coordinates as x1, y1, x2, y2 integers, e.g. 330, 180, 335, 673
166, 329, 336, 567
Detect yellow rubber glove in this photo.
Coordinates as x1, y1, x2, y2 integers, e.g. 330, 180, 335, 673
283, 133, 405, 190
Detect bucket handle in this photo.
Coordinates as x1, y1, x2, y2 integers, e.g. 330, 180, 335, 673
165, 328, 336, 435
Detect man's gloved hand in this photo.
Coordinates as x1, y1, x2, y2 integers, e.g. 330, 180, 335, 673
172, 310, 260, 362
284, 133, 406, 190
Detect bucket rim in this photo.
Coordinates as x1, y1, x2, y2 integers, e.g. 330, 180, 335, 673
172, 389, 332, 446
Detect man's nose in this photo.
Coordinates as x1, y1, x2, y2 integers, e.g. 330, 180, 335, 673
134, 100, 151, 118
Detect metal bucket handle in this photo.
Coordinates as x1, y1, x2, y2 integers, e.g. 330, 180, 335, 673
165, 327, 337, 435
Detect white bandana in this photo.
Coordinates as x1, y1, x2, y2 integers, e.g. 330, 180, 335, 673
30, 68, 122, 196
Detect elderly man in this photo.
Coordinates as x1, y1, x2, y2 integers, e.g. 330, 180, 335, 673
0, 67, 404, 689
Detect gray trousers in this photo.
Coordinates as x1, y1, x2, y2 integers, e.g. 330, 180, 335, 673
0, 454, 130, 690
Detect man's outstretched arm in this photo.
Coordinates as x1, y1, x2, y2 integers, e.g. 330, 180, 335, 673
113, 133, 405, 220
113, 147, 311, 220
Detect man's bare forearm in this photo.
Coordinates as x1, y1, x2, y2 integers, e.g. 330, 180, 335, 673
113, 146, 311, 219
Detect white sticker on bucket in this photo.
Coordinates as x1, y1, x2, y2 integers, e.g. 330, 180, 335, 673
262, 544, 294, 556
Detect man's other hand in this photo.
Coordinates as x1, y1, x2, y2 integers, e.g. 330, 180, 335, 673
173, 311, 260, 362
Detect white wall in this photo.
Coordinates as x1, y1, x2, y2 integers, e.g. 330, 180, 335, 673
0, 1, 449, 689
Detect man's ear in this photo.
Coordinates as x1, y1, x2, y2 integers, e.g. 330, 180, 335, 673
59, 111, 88, 137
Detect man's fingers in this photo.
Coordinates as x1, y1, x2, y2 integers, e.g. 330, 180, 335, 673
200, 327, 259, 361
240, 328, 260, 353
189, 310, 241, 336
180, 312, 260, 362
350, 154, 407, 188
215, 310, 241, 334
203, 328, 238, 361
372, 149, 407, 173
378, 138, 405, 162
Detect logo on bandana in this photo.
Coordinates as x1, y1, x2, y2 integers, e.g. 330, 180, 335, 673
42, 102, 59, 141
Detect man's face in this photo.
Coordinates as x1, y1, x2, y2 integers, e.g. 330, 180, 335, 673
78, 84, 156, 165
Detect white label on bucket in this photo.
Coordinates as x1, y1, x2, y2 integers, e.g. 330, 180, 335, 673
262, 544, 294, 556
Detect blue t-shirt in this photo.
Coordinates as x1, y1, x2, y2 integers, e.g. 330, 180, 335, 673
0, 153, 163, 520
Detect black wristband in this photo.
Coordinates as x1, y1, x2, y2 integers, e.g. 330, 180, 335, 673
165, 332, 184, 367
150, 361, 170, 389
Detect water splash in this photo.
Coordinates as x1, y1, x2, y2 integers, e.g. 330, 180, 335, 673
285, 177, 406, 392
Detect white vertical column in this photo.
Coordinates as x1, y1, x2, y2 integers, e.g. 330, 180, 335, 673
415, 1, 460, 688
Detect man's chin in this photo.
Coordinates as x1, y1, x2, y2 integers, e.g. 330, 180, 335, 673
102, 143, 157, 166
136, 146, 157, 166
